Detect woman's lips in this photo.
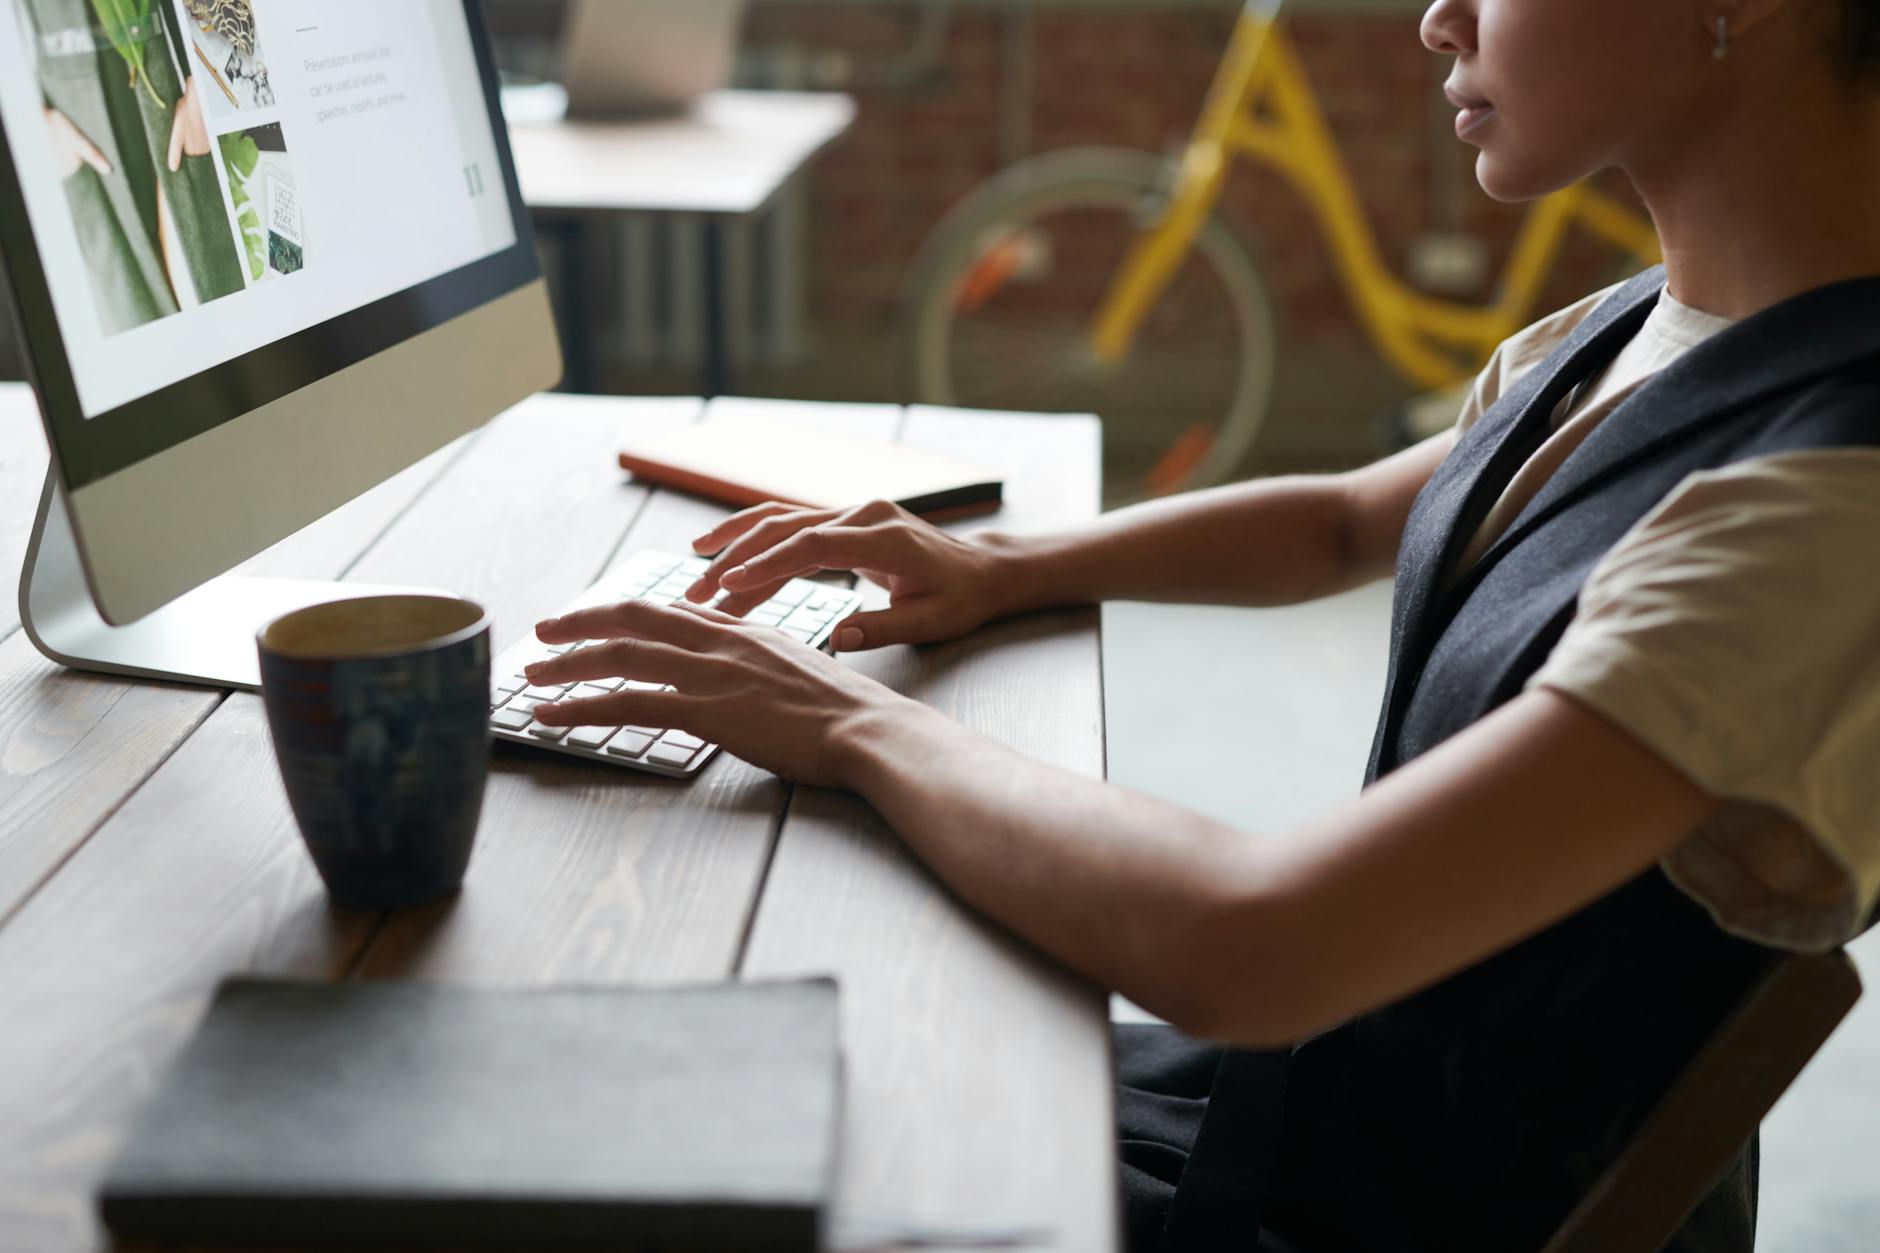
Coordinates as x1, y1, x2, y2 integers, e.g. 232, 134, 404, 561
1443, 85, 1496, 140
1454, 104, 1497, 139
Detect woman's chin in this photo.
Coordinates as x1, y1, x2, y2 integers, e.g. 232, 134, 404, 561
1473, 152, 1578, 206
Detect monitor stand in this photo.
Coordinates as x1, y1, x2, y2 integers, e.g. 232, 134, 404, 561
18, 471, 418, 691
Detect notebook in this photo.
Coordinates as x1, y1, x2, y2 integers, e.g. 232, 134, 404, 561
100, 977, 842, 1249
618, 404, 1005, 520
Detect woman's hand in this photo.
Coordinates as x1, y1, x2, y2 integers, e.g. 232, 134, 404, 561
683, 499, 1019, 652
525, 597, 917, 788
166, 77, 209, 172
45, 107, 111, 179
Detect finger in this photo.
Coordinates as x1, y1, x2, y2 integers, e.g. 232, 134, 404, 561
524, 636, 712, 689
721, 525, 883, 592
686, 509, 840, 602
691, 502, 810, 556
665, 599, 748, 628
830, 600, 948, 651
167, 108, 184, 171
537, 598, 723, 649
532, 687, 689, 729
711, 587, 779, 619
76, 128, 111, 176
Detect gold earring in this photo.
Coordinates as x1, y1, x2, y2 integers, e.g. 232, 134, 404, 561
1714, 15, 1729, 60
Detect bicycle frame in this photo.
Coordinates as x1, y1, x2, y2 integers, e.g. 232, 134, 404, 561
1090, 0, 1661, 391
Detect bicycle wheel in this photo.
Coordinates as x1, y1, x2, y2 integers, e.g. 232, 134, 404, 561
902, 148, 1278, 507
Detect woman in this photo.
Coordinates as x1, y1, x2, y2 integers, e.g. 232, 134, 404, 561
528, 0, 1880, 1248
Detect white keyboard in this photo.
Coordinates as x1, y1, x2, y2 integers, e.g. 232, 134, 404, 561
489, 548, 865, 777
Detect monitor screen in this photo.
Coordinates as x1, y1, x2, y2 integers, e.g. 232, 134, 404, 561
0, 0, 536, 488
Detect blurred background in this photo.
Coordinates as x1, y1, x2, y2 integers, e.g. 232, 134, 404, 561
481, 0, 1637, 489
0, 0, 1641, 488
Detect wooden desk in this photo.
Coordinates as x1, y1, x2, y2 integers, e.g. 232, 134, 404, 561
505, 90, 857, 396
0, 385, 1116, 1252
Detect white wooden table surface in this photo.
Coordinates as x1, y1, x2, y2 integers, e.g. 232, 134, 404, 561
507, 89, 857, 216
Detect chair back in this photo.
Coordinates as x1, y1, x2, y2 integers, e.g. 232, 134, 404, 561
1539, 947, 1863, 1253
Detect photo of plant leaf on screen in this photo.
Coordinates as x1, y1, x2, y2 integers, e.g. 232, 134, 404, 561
219, 121, 305, 284
12, 0, 246, 334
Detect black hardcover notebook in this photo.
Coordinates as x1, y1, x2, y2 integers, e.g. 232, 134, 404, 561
100, 977, 842, 1249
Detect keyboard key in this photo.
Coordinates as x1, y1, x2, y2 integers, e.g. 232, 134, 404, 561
567, 725, 617, 751
490, 707, 534, 731
621, 722, 665, 738
605, 731, 656, 758
782, 626, 817, 643
624, 680, 663, 692
527, 722, 570, 742
647, 741, 699, 767
582, 675, 624, 691
678, 556, 709, 575
508, 695, 545, 716
522, 685, 572, 702
748, 608, 786, 626
663, 731, 706, 751
770, 580, 814, 607
781, 608, 824, 633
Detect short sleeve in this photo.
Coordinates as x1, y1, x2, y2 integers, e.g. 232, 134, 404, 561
1455, 281, 1630, 437
1527, 449, 1880, 952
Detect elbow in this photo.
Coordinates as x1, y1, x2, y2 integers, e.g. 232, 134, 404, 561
1145, 891, 1332, 1049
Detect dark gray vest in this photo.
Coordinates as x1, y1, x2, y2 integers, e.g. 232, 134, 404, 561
1262, 269, 1880, 1253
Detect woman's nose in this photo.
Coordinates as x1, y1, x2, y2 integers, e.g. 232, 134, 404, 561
1420, 0, 1477, 56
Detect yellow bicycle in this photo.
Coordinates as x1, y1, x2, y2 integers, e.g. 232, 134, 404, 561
901, 0, 1660, 505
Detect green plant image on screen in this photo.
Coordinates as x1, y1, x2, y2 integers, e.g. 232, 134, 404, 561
216, 120, 304, 283
90, 0, 166, 108
218, 129, 265, 280
16, 0, 248, 333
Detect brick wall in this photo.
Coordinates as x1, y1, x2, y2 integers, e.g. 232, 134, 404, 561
746, 4, 1634, 352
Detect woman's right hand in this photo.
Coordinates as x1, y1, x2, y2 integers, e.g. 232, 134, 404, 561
684, 499, 1020, 651
45, 107, 111, 180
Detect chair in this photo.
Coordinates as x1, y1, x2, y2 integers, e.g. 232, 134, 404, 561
1541, 944, 1865, 1252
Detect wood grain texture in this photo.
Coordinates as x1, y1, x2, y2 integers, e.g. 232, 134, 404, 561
743, 407, 1117, 1252
0, 395, 1118, 1253
0, 412, 473, 937
0, 635, 218, 929
0, 405, 481, 1251
0, 695, 372, 1253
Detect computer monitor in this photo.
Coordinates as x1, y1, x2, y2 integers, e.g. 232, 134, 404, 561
0, 0, 560, 687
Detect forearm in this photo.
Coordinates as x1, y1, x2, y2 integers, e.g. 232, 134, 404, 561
834, 688, 1720, 1050
978, 473, 1368, 615
832, 699, 1282, 1035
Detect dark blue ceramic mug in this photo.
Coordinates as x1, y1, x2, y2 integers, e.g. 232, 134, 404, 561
258, 595, 492, 909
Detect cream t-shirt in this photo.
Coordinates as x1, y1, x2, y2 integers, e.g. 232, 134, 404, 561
1450, 282, 1880, 952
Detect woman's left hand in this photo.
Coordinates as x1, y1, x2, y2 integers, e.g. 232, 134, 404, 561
167, 77, 210, 171
525, 597, 913, 788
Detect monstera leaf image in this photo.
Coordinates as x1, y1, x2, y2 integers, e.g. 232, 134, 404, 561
218, 131, 266, 280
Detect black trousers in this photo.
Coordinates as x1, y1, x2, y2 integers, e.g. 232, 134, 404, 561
1115, 1023, 1303, 1253
1114, 1022, 1759, 1253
